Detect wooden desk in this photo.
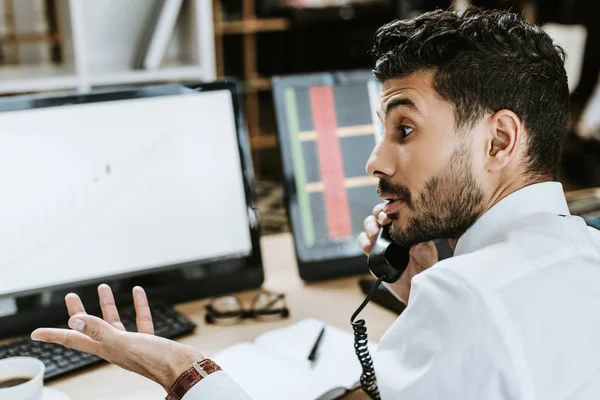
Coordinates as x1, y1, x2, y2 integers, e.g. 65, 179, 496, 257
47, 233, 398, 400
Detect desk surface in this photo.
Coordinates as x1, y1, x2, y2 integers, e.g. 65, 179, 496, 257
48, 233, 397, 400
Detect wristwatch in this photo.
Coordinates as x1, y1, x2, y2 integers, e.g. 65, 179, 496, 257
165, 359, 222, 400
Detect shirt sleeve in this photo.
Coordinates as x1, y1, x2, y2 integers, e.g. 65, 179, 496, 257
374, 268, 523, 400
181, 371, 253, 400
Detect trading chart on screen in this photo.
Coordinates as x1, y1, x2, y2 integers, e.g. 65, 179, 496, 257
281, 79, 383, 247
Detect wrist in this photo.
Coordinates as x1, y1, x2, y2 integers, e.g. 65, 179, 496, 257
165, 359, 222, 400
163, 347, 205, 392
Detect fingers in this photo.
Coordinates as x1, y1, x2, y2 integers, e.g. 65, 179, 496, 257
372, 203, 391, 225
372, 203, 385, 218
31, 327, 101, 355
359, 214, 380, 255
65, 293, 86, 317
363, 215, 380, 240
358, 232, 372, 255
359, 203, 391, 256
98, 284, 126, 331
67, 314, 120, 345
132, 286, 154, 335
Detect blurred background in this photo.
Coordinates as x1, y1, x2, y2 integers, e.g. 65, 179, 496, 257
1, 0, 599, 235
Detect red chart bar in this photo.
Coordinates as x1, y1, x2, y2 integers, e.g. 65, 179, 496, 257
309, 86, 352, 238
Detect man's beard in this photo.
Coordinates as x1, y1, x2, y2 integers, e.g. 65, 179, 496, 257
380, 145, 485, 248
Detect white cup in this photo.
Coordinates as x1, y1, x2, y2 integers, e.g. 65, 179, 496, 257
0, 357, 45, 400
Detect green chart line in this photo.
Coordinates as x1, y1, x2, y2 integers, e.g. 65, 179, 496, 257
285, 88, 315, 245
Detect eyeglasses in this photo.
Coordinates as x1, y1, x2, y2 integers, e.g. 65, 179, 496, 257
205, 291, 290, 325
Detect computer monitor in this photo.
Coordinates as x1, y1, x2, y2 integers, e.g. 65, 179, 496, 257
272, 70, 454, 281
0, 81, 264, 338
272, 70, 383, 281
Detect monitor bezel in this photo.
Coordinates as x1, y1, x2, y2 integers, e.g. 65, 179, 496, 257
0, 80, 264, 338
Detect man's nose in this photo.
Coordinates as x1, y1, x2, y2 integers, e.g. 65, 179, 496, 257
366, 141, 395, 178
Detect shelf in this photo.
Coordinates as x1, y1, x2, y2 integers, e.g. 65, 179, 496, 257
0, 65, 80, 94
213, 2, 289, 173
215, 18, 289, 35
88, 65, 209, 86
0, 0, 216, 95
243, 77, 272, 93
250, 134, 278, 150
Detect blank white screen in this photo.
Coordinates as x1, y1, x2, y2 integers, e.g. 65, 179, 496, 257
0, 91, 252, 297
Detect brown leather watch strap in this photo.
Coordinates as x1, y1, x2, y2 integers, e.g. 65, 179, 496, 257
166, 359, 222, 400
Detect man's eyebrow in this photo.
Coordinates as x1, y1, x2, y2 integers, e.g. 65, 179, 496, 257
384, 97, 422, 117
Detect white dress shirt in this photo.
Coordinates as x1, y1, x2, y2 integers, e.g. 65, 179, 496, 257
183, 182, 600, 400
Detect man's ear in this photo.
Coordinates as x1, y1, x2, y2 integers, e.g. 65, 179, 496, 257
486, 109, 521, 172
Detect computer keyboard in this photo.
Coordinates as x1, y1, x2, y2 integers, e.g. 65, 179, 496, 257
0, 302, 196, 381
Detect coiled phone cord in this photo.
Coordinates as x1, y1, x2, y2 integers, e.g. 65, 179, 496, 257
351, 275, 386, 400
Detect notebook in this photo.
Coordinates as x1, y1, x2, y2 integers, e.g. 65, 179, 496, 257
212, 318, 379, 400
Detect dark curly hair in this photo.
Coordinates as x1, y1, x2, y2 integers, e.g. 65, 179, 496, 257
372, 7, 569, 179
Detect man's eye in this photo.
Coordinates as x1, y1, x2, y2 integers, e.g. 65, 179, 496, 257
398, 126, 414, 140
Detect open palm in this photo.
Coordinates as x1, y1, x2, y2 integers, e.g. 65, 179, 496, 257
31, 285, 202, 392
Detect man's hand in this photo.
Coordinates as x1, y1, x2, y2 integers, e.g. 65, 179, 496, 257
31, 284, 203, 392
358, 203, 438, 304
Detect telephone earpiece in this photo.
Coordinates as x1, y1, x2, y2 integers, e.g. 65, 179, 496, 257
367, 224, 411, 283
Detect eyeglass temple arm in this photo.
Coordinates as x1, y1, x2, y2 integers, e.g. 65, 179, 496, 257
260, 293, 285, 310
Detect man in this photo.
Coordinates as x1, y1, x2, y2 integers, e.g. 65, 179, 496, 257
31, 7, 600, 400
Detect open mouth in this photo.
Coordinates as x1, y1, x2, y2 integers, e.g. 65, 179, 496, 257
382, 197, 404, 214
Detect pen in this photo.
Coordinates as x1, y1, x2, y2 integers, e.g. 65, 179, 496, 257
308, 325, 326, 362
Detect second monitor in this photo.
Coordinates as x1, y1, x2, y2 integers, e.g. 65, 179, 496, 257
273, 70, 383, 281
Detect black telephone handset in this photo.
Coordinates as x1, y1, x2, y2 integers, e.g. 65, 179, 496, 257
366, 224, 411, 283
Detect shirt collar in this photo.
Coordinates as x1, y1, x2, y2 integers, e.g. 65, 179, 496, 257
453, 182, 570, 256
